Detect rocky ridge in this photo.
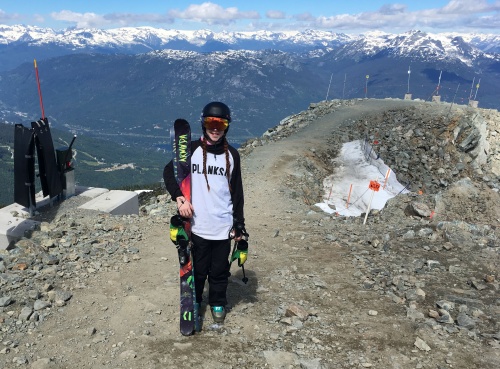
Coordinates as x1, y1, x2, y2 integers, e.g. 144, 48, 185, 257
240, 98, 500, 201
0, 98, 499, 368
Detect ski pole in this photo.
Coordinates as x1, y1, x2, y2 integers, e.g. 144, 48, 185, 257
230, 239, 249, 284
240, 264, 248, 284
229, 223, 249, 284
34, 59, 45, 120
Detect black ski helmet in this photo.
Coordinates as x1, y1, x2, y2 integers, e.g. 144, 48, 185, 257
202, 101, 232, 123
201, 101, 232, 139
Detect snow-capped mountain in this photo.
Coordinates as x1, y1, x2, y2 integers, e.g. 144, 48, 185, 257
327, 30, 493, 67
0, 25, 352, 54
0, 25, 353, 48
1, 25, 499, 72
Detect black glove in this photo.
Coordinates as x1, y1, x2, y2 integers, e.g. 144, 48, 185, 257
231, 221, 248, 239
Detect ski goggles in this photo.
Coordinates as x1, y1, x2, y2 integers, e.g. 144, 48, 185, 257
202, 116, 229, 131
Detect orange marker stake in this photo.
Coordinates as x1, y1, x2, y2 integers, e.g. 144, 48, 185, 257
368, 180, 380, 192
383, 168, 391, 189
364, 181, 380, 225
346, 184, 353, 208
328, 183, 334, 201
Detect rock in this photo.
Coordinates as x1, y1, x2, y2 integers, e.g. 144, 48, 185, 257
299, 358, 323, 369
428, 309, 440, 319
405, 202, 432, 217
414, 337, 431, 351
0, 295, 13, 307
436, 309, 455, 324
285, 304, 309, 321
34, 299, 51, 311
18, 306, 33, 321
415, 288, 426, 302
436, 300, 455, 311
484, 275, 495, 283
53, 290, 73, 306
406, 308, 425, 320
31, 358, 57, 369
449, 265, 462, 274
469, 278, 488, 291
119, 350, 137, 359
263, 350, 298, 369
13, 356, 29, 364
456, 312, 476, 329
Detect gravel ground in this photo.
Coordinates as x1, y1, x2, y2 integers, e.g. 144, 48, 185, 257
0, 98, 499, 369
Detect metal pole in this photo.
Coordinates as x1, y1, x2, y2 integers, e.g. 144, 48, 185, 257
365, 75, 369, 98
469, 77, 475, 100
342, 73, 346, 99
473, 78, 480, 100
34, 59, 45, 120
407, 65, 411, 94
436, 70, 442, 95
448, 83, 460, 115
325, 73, 333, 101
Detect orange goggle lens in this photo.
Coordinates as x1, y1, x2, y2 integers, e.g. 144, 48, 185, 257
202, 117, 229, 131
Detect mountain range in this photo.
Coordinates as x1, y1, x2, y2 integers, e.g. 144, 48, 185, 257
1, 25, 500, 69
0, 25, 499, 205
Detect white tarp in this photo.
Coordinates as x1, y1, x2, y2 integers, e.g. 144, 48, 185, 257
316, 140, 409, 216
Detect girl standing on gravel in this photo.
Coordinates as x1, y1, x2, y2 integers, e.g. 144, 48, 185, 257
163, 101, 245, 324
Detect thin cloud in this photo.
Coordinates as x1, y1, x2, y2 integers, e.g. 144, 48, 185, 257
51, 10, 112, 28
294, 12, 316, 22
266, 10, 286, 20
378, 4, 407, 15
33, 14, 46, 24
3, 1, 500, 32
299, 0, 500, 32
0, 9, 20, 23
440, 0, 500, 14
104, 13, 175, 26
168, 2, 260, 26
468, 14, 500, 29
51, 10, 174, 28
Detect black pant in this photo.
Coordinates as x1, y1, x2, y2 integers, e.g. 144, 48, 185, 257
191, 233, 231, 307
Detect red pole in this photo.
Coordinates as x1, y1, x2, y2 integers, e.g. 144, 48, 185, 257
34, 59, 45, 120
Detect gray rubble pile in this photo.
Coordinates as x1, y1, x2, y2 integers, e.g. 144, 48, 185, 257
238, 99, 357, 154
244, 98, 499, 348
341, 104, 500, 194
0, 195, 177, 339
243, 98, 500, 195
315, 194, 499, 341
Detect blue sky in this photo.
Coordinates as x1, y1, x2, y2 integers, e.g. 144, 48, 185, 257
1, 1, 500, 33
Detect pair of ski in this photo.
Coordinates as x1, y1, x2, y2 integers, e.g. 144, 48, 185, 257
171, 118, 199, 336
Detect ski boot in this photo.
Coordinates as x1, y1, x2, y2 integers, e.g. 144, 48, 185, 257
211, 306, 226, 323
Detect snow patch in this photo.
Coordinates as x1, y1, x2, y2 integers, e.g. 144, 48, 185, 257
316, 140, 409, 216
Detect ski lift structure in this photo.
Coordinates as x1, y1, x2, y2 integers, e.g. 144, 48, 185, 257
468, 77, 480, 108
432, 70, 443, 102
404, 65, 412, 100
